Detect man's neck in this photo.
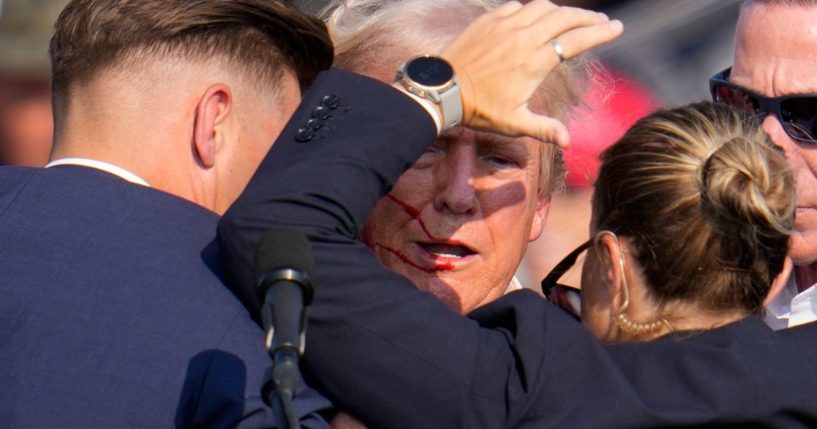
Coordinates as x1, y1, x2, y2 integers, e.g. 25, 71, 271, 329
51, 143, 209, 212
51, 144, 149, 183
46, 157, 150, 186
795, 262, 817, 292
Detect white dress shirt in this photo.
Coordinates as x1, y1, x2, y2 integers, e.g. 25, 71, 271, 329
45, 158, 150, 187
505, 276, 523, 294
764, 275, 817, 330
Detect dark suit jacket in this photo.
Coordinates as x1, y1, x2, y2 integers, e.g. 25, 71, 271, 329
220, 69, 817, 428
0, 165, 330, 428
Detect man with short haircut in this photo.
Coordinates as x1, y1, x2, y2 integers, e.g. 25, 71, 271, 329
711, 0, 817, 329
0, 0, 333, 426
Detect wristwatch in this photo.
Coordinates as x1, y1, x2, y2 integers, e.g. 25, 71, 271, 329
395, 55, 462, 129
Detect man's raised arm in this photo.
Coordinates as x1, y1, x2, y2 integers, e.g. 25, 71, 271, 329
218, 2, 624, 427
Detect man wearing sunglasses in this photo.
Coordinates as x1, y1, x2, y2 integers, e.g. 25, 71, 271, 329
710, 0, 817, 330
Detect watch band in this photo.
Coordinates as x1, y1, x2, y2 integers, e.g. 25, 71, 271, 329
437, 77, 462, 129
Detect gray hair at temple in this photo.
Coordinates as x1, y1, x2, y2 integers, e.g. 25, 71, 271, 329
320, 0, 595, 195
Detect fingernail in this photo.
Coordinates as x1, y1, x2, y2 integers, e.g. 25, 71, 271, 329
610, 19, 622, 31
598, 12, 608, 21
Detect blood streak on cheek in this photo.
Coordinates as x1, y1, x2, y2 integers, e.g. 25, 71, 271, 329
386, 194, 420, 217
375, 244, 436, 273
383, 194, 458, 272
386, 194, 436, 240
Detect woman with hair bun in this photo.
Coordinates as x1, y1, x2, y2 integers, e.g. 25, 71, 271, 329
544, 101, 795, 342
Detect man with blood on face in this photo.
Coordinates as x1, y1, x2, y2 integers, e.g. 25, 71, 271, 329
321, 0, 583, 313
361, 128, 551, 312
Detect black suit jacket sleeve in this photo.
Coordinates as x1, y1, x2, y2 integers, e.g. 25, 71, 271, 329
220, 69, 817, 429
220, 69, 640, 428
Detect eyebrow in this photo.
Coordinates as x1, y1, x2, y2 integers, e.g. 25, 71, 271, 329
476, 131, 514, 144
437, 128, 466, 141
730, 69, 817, 96
434, 129, 533, 160
476, 133, 532, 159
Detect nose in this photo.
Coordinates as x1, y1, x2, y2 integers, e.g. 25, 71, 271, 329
432, 146, 479, 216
761, 114, 797, 156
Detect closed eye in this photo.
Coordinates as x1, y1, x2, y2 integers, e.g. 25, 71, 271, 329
483, 154, 521, 169
414, 142, 446, 169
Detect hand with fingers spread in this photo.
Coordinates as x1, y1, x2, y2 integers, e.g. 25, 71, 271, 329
441, 0, 622, 148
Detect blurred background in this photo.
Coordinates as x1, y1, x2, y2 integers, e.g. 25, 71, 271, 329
0, 0, 66, 166
0, 0, 742, 289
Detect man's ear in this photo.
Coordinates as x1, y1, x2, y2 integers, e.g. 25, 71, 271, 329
527, 195, 551, 241
193, 83, 232, 169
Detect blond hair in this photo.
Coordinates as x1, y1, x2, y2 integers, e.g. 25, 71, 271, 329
319, 0, 595, 195
593, 102, 794, 314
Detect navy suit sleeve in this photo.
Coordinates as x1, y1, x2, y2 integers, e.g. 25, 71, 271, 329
220, 69, 817, 428
219, 69, 636, 428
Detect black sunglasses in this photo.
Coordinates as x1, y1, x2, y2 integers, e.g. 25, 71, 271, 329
540, 239, 589, 321
709, 67, 817, 144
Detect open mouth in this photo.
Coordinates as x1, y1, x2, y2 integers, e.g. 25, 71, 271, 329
418, 242, 477, 259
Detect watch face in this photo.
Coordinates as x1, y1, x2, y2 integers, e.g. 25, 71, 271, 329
406, 56, 454, 87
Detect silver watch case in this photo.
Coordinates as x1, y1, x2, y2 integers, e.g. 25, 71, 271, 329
396, 55, 462, 129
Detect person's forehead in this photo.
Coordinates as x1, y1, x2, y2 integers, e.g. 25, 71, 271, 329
732, 2, 817, 95
438, 128, 540, 156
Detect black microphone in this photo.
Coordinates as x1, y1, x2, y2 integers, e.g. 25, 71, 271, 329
255, 228, 315, 429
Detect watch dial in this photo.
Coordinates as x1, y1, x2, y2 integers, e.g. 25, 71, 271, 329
406, 56, 454, 87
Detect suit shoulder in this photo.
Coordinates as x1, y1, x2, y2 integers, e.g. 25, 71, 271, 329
0, 166, 37, 218
779, 321, 817, 362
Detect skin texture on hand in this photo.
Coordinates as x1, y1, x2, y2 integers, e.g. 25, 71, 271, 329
441, 0, 623, 148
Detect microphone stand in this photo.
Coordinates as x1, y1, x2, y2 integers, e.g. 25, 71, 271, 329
254, 229, 315, 429
259, 269, 310, 429
263, 348, 300, 429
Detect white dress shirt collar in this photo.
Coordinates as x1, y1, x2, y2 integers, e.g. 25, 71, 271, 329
764, 274, 817, 330
45, 158, 150, 187
505, 276, 523, 294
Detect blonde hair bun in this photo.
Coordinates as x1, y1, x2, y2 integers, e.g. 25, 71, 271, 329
593, 102, 794, 314
700, 134, 794, 238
